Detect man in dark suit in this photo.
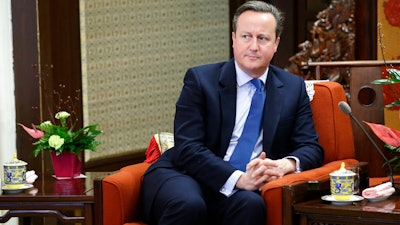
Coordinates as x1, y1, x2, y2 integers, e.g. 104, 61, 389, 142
141, 1, 324, 225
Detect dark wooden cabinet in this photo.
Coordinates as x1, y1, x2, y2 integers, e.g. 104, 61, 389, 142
0, 172, 107, 225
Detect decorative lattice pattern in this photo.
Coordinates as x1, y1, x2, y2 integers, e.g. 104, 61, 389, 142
80, 0, 230, 161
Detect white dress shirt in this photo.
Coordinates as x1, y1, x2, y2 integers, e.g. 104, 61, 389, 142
220, 62, 266, 196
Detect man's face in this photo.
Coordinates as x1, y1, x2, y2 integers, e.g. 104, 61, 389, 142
232, 10, 280, 77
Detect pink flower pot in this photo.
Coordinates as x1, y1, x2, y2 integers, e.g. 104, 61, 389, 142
50, 151, 82, 178
54, 178, 83, 195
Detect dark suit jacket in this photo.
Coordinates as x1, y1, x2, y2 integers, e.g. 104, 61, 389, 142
144, 58, 324, 195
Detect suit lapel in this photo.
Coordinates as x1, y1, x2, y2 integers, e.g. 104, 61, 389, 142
219, 59, 237, 157
263, 68, 284, 154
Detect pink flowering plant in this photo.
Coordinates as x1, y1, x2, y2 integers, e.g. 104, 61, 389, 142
18, 64, 102, 160
19, 111, 102, 159
365, 23, 400, 169
367, 68, 400, 169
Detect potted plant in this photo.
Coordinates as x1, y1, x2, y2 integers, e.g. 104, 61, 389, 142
365, 23, 400, 172
19, 111, 102, 178
367, 68, 400, 171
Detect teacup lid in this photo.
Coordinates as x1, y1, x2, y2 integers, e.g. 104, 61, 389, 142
4, 153, 27, 166
329, 162, 355, 176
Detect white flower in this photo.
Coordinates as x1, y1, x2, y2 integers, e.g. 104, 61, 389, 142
55, 111, 70, 120
40, 121, 52, 126
48, 135, 64, 150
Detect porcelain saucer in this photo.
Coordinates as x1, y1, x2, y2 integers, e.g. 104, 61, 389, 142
1, 184, 33, 194
364, 195, 391, 202
321, 195, 364, 206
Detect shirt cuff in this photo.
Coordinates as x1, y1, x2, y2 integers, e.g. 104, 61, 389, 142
219, 170, 244, 197
284, 156, 301, 173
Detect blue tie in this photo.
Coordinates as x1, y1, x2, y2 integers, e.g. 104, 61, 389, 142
229, 79, 266, 171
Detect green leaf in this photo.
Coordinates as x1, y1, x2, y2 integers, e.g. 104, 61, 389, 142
371, 79, 395, 85
384, 100, 400, 108
387, 68, 400, 81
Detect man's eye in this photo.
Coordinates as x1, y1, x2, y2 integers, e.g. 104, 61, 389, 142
242, 35, 251, 41
258, 36, 268, 42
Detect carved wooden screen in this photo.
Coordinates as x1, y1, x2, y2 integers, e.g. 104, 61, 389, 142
286, 0, 356, 90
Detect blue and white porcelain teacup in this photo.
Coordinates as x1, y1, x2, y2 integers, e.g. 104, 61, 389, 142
330, 162, 356, 200
3, 154, 27, 189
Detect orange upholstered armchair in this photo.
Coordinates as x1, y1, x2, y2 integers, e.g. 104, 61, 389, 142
98, 81, 359, 225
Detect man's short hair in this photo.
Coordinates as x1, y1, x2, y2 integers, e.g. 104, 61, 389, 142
232, 1, 285, 37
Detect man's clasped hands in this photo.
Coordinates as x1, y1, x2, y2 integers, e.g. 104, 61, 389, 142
236, 152, 296, 191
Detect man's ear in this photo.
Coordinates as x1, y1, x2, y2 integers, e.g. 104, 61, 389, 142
274, 36, 280, 52
232, 32, 236, 48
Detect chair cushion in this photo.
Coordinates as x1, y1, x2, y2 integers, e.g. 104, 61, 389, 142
312, 82, 356, 164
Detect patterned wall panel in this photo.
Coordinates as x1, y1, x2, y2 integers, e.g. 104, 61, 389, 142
79, 0, 230, 161
377, 0, 400, 60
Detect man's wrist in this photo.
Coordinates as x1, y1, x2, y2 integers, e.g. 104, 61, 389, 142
220, 170, 243, 196
284, 156, 301, 174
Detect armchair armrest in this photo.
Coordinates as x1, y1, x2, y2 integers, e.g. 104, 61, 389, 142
102, 162, 150, 225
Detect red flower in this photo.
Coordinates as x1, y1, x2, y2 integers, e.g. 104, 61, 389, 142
364, 121, 400, 147
18, 123, 44, 139
384, 0, 400, 27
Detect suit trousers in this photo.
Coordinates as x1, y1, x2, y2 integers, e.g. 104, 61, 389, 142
142, 167, 266, 225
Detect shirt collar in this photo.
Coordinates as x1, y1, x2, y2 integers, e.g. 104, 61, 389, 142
234, 61, 268, 87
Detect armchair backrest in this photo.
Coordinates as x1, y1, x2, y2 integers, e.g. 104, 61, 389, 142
311, 82, 355, 164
